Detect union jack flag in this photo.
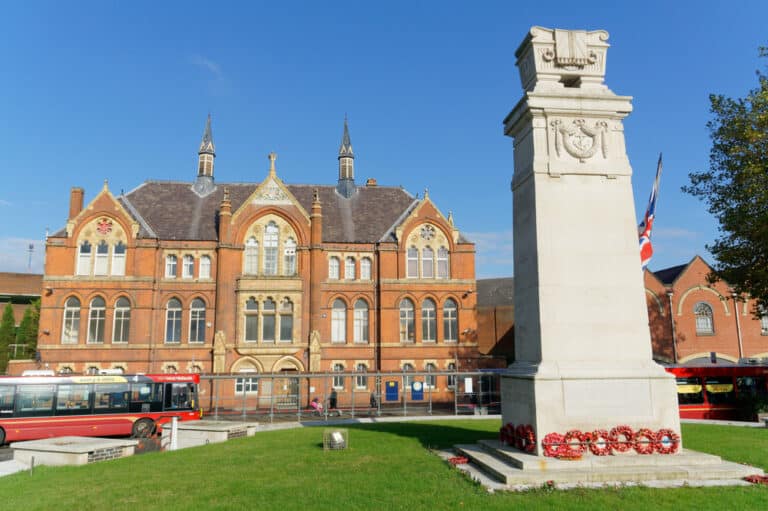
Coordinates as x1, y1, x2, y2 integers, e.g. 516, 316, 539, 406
638, 154, 663, 270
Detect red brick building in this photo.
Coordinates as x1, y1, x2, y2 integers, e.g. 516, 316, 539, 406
645, 255, 768, 365
19, 117, 499, 392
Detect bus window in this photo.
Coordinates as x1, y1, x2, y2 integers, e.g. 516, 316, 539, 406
676, 377, 704, 404
15, 385, 55, 417
129, 382, 163, 413
164, 383, 195, 410
55, 384, 91, 414
93, 383, 130, 413
705, 376, 736, 405
737, 376, 768, 397
0, 386, 14, 416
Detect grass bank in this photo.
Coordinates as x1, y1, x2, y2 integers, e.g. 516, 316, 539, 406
0, 420, 766, 510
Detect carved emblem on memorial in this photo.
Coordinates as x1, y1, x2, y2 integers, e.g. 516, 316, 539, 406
551, 119, 608, 162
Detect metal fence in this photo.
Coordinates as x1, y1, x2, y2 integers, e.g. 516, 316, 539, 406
200, 371, 501, 423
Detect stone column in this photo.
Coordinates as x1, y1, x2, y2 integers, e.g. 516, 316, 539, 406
501, 27, 680, 455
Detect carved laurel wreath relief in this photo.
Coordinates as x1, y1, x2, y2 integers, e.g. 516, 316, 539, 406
550, 119, 608, 162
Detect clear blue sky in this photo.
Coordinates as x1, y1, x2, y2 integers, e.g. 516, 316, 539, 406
1, 1, 766, 278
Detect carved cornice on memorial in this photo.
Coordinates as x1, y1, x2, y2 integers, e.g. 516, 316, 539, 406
516, 26, 609, 92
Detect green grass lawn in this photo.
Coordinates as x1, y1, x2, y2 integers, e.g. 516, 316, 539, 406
0, 420, 767, 510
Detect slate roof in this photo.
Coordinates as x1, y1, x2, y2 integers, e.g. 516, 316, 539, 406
652, 263, 688, 286
477, 277, 514, 307
116, 180, 420, 243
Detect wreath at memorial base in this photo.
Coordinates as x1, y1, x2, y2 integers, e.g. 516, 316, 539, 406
562, 429, 587, 456
587, 429, 612, 456
634, 428, 656, 455
609, 425, 635, 453
518, 424, 537, 453
542, 432, 566, 457
654, 428, 680, 454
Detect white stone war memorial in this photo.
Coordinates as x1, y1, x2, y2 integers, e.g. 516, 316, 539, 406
452, 27, 763, 488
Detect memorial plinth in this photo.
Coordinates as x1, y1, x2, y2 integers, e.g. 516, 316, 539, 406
501, 27, 680, 452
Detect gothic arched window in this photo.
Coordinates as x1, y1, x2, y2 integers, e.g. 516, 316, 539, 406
694, 302, 714, 335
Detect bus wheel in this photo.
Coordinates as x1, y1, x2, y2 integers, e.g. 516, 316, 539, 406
0, 428, 5, 446
132, 419, 155, 438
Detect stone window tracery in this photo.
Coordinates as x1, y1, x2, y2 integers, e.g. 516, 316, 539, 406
405, 224, 450, 279
74, 218, 128, 277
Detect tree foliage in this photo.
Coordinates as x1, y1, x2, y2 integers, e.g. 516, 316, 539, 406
15, 299, 40, 359
683, 48, 768, 312
0, 303, 16, 373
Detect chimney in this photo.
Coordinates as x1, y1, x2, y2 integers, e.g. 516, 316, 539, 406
365, 178, 377, 187
69, 187, 84, 220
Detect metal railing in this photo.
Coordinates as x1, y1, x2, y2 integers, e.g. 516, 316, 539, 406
199, 371, 501, 423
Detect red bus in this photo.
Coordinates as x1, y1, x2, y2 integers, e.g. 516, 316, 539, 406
0, 373, 201, 444
666, 365, 768, 421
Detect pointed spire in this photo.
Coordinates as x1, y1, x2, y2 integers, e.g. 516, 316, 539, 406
338, 114, 354, 158
199, 114, 216, 156
337, 115, 356, 198
195, 115, 216, 191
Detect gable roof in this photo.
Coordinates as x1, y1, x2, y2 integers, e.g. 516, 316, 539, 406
652, 263, 688, 286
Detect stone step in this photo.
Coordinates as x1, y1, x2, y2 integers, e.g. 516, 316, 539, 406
455, 442, 765, 488
479, 439, 724, 470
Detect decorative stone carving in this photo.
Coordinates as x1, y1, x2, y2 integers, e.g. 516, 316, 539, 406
551, 119, 608, 162
516, 26, 610, 92
213, 330, 227, 374
253, 178, 292, 204
309, 330, 321, 372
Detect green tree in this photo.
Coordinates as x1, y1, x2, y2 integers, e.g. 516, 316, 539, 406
683, 48, 768, 312
15, 299, 40, 359
0, 303, 16, 373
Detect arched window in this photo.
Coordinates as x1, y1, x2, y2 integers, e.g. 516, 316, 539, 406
447, 362, 457, 388
93, 241, 109, 276
112, 242, 126, 276
165, 365, 178, 374
425, 362, 437, 388
263, 222, 279, 275
87, 297, 106, 344
443, 299, 458, 342
199, 255, 211, 279
165, 255, 177, 278
406, 247, 419, 278
284, 238, 297, 276
59, 366, 74, 374
328, 256, 340, 279
62, 297, 81, 344
244, 237, 259, 275
244, 297, 259, 342
353, 299, 369, 344
189, 298, 206, 343
355, 363, 368, 389
262, 298, 276, 342
279, 299, 293, 342
182, 255, 195, 279
165, 298, 182, 343
333, 363, 345, 389
399, 299, 415, 342
694, 302, 714, 335
345, 257, 356, 280
360, 258, 372, 280
112, 297, 130, 343
422, 247, 434, 279
332, 299, 346, 343
437, 247, 449, 279
77, 241, 92, 275
402, 363, 414, 388
422, 299, 436, 342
